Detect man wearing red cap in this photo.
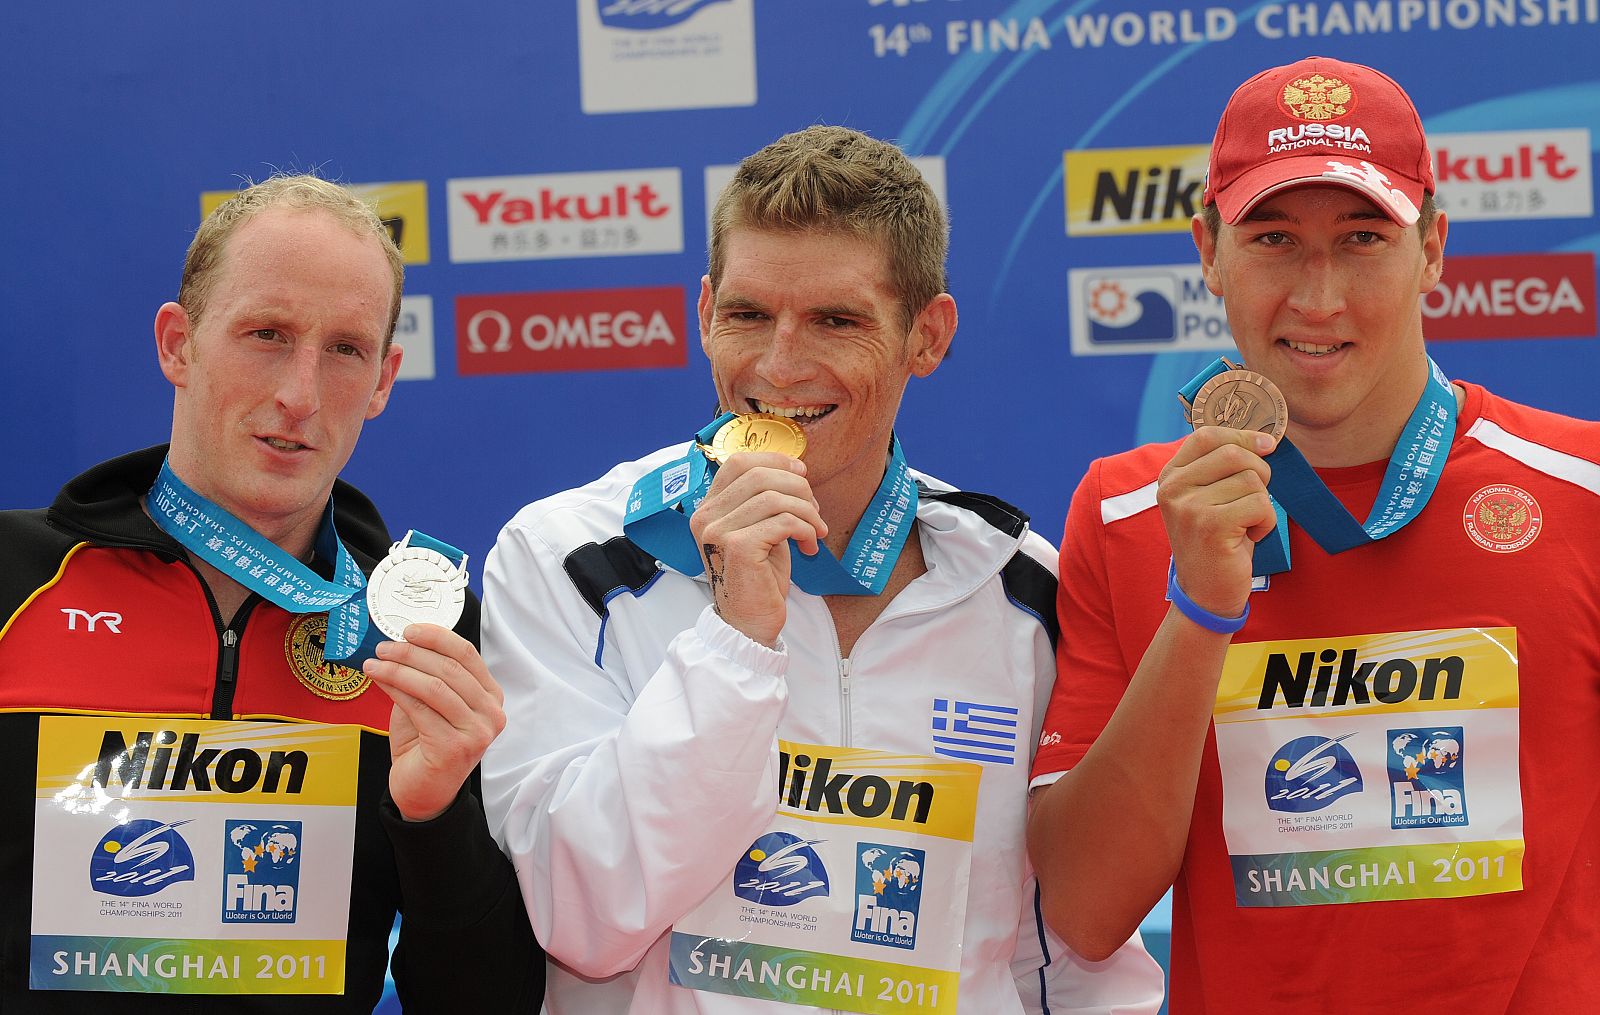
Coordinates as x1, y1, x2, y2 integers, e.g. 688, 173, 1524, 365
1028, 56, 1600, 1011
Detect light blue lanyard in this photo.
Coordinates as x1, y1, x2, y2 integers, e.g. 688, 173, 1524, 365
1178, 358, 1458, 577
623, 413, 919, 596
145, 459, 378, 661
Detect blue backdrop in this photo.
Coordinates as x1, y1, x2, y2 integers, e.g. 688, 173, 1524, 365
4, 2, 1597, 1010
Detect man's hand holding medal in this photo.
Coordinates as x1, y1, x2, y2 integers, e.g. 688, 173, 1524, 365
688, 414, 820, 649
1163, 363, 1288, 621
362, 532, 506, 822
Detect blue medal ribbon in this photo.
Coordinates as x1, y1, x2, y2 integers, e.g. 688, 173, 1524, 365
624, 413, 918, 597
1178, 357, 1457, 577
145, 458, 381, 661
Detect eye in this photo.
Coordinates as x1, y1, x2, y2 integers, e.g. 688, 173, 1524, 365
728, 310, 766, 323
1254, 231, 1292, 246
1350, 230, 1383, 245
252, 328, 281, 342
822, 315, 858, 329
330, 342, 364, 358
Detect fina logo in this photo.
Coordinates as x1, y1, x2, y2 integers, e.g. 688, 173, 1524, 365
662, 461, 692, 501
598, 0, 730, 30
1388, 728, 1469, 829
732, 831, 829, 907
222, 819, 301, 923
1084, 276, 1176, 345
1264, 733, 1363, 812
851, 842, 924, 951
88, 818, 196, 897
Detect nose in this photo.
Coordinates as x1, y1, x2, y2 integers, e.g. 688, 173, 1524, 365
274, 343, 321, 421
755, 315, 818, 388
1286, 251, 1346, 322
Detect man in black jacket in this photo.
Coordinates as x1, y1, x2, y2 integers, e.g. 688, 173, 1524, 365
0, 175, 543, 1012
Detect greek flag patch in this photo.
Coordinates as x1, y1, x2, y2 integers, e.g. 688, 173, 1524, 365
930, 698, 1018, 765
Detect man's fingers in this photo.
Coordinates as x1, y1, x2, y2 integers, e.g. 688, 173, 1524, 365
364, 657, 472, 732
1166, 425, 1278, 472
698, 488, 827, 545
1184, 469, 1270, 509
1162, 443, 1273, 499
365, 643, 506, 736
390, 624, 504, 705
704, 451, 806, 492
1216, 489, 1279, 537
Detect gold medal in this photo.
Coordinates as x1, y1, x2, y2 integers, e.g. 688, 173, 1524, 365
699, 413, 807, 462
1178, 359, 1289, 440
285, 614, 371, 701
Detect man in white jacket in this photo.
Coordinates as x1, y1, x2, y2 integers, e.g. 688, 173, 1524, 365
480, 125, 1162, 1014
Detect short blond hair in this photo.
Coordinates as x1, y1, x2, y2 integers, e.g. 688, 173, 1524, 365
708, 126, 947, 333
179, 174, 405, 348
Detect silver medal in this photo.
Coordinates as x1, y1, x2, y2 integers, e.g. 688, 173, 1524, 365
366, 531, 469, 641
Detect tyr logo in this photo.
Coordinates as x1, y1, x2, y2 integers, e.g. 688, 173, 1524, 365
62, 609, 123, 633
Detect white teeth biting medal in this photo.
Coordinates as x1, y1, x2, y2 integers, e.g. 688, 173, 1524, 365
365, 532, 470, 641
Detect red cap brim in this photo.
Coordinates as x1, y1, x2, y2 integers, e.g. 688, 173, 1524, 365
1214, 154, 1427, 226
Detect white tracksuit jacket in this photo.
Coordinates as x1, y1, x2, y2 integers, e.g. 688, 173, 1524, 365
480, 446, 1163, 1014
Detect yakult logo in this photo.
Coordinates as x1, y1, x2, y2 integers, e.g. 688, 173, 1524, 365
448, 169, 683, 262
1422, 253, 1596, 341
456, 287, 687, 376
1432, 129, 1592, 221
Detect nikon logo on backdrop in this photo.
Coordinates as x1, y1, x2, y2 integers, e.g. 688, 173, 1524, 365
1063, 145, 1210, 236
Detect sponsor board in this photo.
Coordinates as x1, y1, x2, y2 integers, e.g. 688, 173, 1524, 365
455, 286, 687, 375
1064, 145, 1209, 236
1421, 253, 1596, 341
670, 742, 975, 1013
394, 295, 434, 381
201, 182, 430, 265
577, 0, 756, 114
31, 718, 359, 994
1214, 628, 1523, 908
1068, 264, 1236, 355
1432, 129, 1592, 221
447, 169, 682, 263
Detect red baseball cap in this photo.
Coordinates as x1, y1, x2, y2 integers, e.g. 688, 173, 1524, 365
1202, 56, 1434, 226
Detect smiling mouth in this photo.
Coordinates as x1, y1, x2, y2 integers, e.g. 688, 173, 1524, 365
751, 399, 835, 422
260, 436, 310, 451
1282, 339, 1345, 357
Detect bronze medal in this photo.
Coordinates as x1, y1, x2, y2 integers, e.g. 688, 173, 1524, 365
700, 413, 807, 462
1179, 359, 1289, 440
285, 613, 371, 701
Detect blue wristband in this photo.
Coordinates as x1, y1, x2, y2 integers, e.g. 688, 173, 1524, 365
1166, 559, 1249, 634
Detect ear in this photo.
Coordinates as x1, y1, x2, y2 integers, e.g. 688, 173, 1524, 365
364, 343, 405, 420
1418, 210, 1448, 294
907, 293, 957, 378
155, 302, 195, 387
1192, 216, 1223, 297
697, 275, 714, 356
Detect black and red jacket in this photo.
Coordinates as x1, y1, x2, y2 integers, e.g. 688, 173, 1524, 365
0, 446, 543, 1013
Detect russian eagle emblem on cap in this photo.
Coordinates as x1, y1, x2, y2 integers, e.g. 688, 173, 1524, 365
1281, 74, 1354, 121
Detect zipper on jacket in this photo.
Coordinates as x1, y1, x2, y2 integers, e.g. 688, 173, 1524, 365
212, 628, 241, 720
199, 583, 258, 721
838, 657, 853, 748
